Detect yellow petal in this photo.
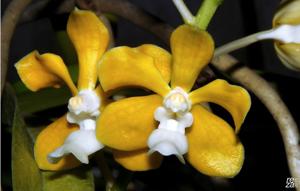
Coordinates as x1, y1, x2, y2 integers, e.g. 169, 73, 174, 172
273, 0, 300, 26
170, 25, 214, 92
67, 9, 109, 90
97, 95, 162, 151
15, 51, 77, 95
136, 44, 172, 83
275, 42, 300, 70
94, 85, 110, 111
189, 79, 251, 133
113, 149, 163, 171
98, 46, 171, 96
34, 115, 81, 170
186, 105, 244, 177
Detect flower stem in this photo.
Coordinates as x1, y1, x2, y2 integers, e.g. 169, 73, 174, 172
95, 152, 114, 190
194, 0, 224, 30
214, 29, 273, 57
172, 0, 194, 24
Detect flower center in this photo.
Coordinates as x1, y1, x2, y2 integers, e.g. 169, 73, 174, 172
66, 89, 101, 130
148, 87, 193, 163
163, 87, 191, 113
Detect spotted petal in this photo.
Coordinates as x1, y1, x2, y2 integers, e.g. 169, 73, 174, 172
96, 95, 162, 151
34, 115, 81, 170
113, 149, 163, 171
186, 105, 244, 177
189, 79, 251, 133
170, 25, 214, 92
15, 51, 77, 95
67, 8, 109, 90
98, 46, 171, 96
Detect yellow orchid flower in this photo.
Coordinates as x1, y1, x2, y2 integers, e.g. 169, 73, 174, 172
97, 25, 251, 177
15, 9, 110, 170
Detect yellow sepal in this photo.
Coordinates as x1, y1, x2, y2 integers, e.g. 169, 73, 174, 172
136, 44, 172, 83
189, 79, 251, 133
67, 8, 109, 90
113, 149, 163, 171
34, 115, 81, 170
15, 51, 77, 95
98, 46, 171, 96
97, 95, 162, 151
186, 105, 244, 177
170, 25, 214, 92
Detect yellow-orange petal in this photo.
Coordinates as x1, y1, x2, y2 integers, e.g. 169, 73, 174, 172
15, 51, 77, 95
136, 44, 172, 83
113, 149, 163, 171
186, 105, 244, 177
98, 46, 171, 96
97, 95, 162, 151
67, 8, 109, 90
170, 25, 214, 92
189, 79, 251, 133
94, 85, 110, 111
34, 115, 81, 170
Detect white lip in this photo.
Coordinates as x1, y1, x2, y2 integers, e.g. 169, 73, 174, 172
49, 89, 103, 164
147, 87, 193, 163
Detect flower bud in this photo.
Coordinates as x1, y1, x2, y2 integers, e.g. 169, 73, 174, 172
273, 0, 300, 70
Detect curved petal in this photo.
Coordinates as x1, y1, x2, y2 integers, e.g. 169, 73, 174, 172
170, 25, 214, 92
94, 85, 110, 111
275, 42, 300, 70
136, 44, 172, 83
189, 79, 251, 133
48, 129, 104, 164
67, 8, 109, 90
186, 105, 244, 177
96, 95, 162, 151
113, 149, 163, 171
15, 51, 77, 95
34, 115, 81, 170
273, 0, 300, 27
98, 46, 171, 96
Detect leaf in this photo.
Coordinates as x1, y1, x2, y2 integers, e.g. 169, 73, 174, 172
8, 84, 43, 191
3, 84, 95, 191
17, 86, 71, 114
41, 167, 95, 191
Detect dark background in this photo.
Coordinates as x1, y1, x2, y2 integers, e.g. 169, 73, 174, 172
2, 0, 300, 190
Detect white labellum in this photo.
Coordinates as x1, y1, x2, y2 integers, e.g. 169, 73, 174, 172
148, 87, 193, 163
48, 89, 103, 164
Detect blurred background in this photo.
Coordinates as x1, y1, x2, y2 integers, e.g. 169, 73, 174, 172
2, 0, 300, 190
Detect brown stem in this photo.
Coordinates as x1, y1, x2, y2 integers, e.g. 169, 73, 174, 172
77, 0, 173, 45
1, 0, 33, 93
19, 0, 75, 24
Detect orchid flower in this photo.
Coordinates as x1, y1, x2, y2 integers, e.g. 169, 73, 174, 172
272, 0, 300, 70
96, 24, 251, 177
15, 9, 110, 170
